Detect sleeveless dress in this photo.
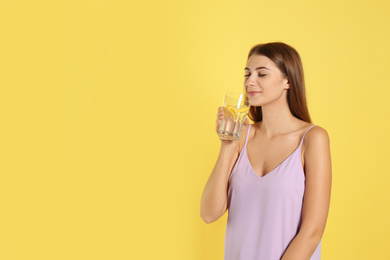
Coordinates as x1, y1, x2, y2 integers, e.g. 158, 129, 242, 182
224, 124, 321, 260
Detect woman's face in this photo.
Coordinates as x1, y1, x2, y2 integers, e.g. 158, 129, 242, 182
244, 54, 289, 107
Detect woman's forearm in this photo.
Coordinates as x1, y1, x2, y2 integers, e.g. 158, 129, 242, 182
281, 232, 322, 260
200, 143, 237, 223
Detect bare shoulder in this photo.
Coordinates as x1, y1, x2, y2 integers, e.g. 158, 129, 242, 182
302, 125, 331, 158
302, 125, 332, 179
304, 125, 330, 145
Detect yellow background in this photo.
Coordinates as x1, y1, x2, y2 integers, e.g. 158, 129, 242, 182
0, 0, 389, 259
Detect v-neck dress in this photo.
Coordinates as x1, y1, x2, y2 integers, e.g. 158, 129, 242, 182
224, 124, 321, 260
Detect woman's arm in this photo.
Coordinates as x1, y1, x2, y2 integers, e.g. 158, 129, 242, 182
200, 108, 249, 223
281, 126, 332, 260
200, 142, 239, 223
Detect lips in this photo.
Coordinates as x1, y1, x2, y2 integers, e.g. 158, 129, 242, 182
248, 92, 261, 96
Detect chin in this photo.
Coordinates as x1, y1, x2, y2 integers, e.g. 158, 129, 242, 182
249, 101, 262, 107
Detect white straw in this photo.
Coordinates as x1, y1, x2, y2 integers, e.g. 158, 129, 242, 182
237, 94, 243, 108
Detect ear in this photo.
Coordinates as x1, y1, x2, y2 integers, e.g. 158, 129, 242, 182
284, 77, 290, 89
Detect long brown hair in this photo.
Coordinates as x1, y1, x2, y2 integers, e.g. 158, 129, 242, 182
245, 42, 311, 123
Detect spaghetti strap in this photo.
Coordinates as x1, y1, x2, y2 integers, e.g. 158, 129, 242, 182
299, 125, 317, 146
244, 124, 252, 147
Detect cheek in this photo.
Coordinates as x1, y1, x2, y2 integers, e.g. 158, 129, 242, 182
268, 78, 284, 89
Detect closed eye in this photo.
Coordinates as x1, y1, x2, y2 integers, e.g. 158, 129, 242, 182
244, 73, 266, 77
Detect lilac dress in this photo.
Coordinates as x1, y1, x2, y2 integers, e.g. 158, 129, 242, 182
224, 124, 321, 260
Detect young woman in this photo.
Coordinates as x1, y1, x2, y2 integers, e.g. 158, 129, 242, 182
200, 42, 332, 260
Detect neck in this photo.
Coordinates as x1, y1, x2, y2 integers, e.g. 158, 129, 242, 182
257, 95, 297, 136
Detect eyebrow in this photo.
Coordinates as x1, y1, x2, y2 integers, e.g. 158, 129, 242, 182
244, 66, 271, 71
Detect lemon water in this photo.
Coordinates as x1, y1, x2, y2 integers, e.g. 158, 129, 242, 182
218, 105, 249, 141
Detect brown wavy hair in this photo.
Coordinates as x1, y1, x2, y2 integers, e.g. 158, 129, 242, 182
245, 42, 311, 123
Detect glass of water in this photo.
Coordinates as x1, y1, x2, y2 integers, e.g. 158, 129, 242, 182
218, 92, 250, 141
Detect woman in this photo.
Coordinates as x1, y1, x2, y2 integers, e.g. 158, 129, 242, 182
200, 42, 332, 260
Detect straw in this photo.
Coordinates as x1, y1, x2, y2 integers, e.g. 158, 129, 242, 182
237, 94, 243, 108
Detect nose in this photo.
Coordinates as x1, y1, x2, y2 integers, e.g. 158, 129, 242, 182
245, 74, 257, 89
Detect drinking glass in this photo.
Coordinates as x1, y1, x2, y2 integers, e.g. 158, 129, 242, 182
218, 92, 250, 141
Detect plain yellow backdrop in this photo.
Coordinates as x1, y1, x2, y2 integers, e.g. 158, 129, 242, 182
0, 0, 389, 259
